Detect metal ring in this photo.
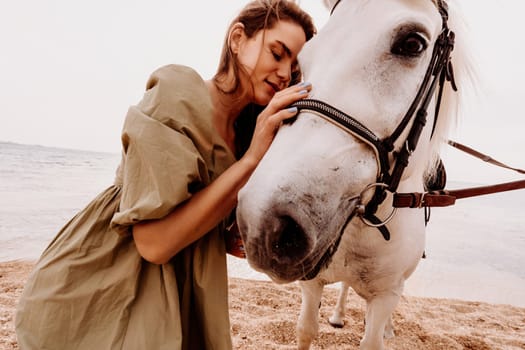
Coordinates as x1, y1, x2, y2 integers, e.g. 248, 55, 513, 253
357, 182, 397, 227
360, 207, 397, 227
359, 182, 389, 198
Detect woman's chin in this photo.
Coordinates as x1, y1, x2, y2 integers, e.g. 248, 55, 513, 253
254, 91, 274, 106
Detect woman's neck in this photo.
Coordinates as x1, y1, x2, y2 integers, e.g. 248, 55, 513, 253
206, 79, 250, 153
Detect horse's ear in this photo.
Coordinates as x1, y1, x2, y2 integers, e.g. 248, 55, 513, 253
323, 0, 339, 10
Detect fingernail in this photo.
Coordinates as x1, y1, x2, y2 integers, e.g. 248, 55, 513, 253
299, 89, 308, 95
287, 107, 298, 113
299, 81, 311, 87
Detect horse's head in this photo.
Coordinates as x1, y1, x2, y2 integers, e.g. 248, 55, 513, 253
237, 0, 472, 283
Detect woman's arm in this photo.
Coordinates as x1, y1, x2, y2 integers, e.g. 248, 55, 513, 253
132, 156, 256, 264
132, 83, 311, 264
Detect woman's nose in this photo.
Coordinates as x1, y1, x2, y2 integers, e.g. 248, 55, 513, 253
277, 63, 291, 85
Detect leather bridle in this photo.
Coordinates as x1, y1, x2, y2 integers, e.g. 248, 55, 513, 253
292, 0, 524, 280
292, 0, 456, 240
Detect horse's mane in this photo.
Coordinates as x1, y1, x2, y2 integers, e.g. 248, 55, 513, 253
426, 0, 478, 178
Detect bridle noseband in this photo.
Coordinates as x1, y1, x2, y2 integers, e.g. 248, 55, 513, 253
292, 0, 457, 240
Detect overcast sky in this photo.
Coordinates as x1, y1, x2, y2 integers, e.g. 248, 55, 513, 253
1, 1, 524, 184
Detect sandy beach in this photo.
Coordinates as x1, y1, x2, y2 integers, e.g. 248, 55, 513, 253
1, 142, 524, 349
1, 260, 524, 350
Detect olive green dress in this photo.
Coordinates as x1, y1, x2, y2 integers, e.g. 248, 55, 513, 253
15, 65, 236, 350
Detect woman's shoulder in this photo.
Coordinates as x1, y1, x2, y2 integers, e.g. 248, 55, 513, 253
147, 64, 204, 89
137, 64, 212, 127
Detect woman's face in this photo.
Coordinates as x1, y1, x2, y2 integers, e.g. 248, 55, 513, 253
237, 20, 307, 105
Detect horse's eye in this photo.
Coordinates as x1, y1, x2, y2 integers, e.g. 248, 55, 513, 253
392, 33, 428, 57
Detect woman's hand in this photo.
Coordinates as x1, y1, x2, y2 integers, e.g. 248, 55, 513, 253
243, 81, 312, 166
133, 82, 311, 264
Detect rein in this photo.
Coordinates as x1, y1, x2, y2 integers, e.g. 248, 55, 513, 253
393, 140, 525, 208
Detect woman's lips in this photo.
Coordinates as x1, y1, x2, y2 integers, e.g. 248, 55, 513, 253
265, 80, 280, 93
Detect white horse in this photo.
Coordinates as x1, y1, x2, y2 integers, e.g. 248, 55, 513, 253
237, 0, 472, 349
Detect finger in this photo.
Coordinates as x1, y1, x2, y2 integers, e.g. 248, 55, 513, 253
293, 81, 312, 91
267, 106, 299, 130
270, 86, 310, 109
272, 81, 311, 98
276, 88, 309, 108
258, 83, 312, 122
286, 81, 312, 96
274, 82, 311, 101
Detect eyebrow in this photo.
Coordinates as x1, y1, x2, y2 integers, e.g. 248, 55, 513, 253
276, 40, 292, 57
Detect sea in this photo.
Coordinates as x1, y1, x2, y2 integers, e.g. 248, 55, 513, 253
1, 141, 524, 307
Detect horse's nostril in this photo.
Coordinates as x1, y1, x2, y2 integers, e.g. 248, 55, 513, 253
272, 215, 309, 261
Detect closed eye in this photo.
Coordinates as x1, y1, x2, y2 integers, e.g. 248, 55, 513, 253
272, 51, 283, 61
271, 40, 292, 63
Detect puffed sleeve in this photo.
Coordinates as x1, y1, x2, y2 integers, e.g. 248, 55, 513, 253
110, 65, 216, 235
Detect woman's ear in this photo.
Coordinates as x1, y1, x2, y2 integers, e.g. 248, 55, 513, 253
228, 23, 246, 55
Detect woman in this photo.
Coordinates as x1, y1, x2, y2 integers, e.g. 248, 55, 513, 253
15, 1, 316, 349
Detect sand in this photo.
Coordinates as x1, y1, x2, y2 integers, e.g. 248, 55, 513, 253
1, 261, 524, 350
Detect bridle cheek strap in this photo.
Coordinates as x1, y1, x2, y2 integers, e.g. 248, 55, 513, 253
291, 28, 456, 204
292, 1, 456, 240
330, 0, 343, 15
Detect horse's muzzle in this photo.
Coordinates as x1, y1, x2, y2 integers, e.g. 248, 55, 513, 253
237, 197, 361, 283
